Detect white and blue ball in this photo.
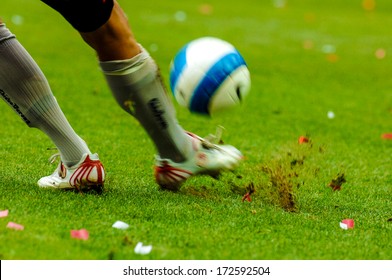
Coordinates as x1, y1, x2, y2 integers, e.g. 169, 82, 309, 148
169, 37, 251, 115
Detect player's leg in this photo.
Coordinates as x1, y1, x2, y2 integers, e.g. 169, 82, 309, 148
42, 0, 191, 162
79, 1, 193, 163
0, 22, 105, 191
41, 0, 243, 190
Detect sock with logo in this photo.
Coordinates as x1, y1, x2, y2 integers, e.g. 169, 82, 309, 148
0, 24, 91, 167
100, 48, 191, 162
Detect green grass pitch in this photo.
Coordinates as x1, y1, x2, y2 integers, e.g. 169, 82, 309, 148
1, 0, 392, 260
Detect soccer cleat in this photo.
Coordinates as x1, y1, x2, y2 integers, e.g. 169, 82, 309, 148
154, 132, 243, 190
37, 153, 105, 193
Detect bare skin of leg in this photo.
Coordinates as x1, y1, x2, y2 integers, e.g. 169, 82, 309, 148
79, 1, 140, 61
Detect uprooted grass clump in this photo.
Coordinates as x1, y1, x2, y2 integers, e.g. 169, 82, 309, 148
228, 140, 322, 212
259, 141, 322, 212
328, 172, 346, 191
261, 162, 299, 212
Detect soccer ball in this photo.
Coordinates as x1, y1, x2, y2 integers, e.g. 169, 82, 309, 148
169, 37, 251, 115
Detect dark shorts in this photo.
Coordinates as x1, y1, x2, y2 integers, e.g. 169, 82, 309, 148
41, 0, 114, 32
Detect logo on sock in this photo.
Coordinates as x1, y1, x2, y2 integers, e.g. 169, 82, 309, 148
123, 100, 136, 115
148, 98, 168, 129
0, 89, 31, 124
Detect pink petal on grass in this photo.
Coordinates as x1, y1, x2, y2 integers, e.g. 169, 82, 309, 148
70, 229, 89, 240
0, 209, 9, 218
7, 222, 24, 230
340, 219, 355, 230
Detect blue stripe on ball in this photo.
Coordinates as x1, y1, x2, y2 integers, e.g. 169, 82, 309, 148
190, 51, 246, 114
169, 44, 189, 96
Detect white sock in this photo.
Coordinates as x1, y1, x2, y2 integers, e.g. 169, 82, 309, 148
0, 24, 91, 167
100, 47, 192, 162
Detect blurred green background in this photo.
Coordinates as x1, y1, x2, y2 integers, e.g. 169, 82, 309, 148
1, 0, 392, 260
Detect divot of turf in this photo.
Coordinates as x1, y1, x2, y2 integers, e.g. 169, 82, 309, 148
328, 173, 346, 191
259, 142, 321, 212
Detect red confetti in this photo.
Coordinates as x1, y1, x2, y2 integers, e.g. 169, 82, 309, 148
242, 183, 255, 202
242, 192, 252, 202
340, 219, 355, 229
298, 136, 309, 144
70, 229, 89, 240
329, 184, 341, 191
326, 53, 339, 63
328, 173, 346, 191
381, 133, 392, 139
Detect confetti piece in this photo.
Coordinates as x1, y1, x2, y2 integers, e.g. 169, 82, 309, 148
340, 219, 355, 230
0, 209, 9, 218
7, 222, 24, 231
70, 229, 89, 240
322, 44, 336, 54
134, 242, 153, 255
326, 53, 339, 63
198, 4, 214, 15
112, 220, 129, 230
174, 11, 187, 22
328, 173, 346, 191
375, 48, 386, 59
298, 136, 309, 144
327, 111, 335, 119
362, 0, 375, 11
149, 43, 159, 53
242, 192, 252, 202
11, 15, 24, 25
381, 133, 392, 139
242, 183, 255, 202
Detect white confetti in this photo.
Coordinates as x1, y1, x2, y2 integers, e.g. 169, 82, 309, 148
112, 220, 129, 230
134, 242, 152, 255
174, 11, 187, 22
11, 15, 24, 26
327, 111, 335, 119
149, 43, 159, 53
339, 222, 349, 230
322, 44, 336, 54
